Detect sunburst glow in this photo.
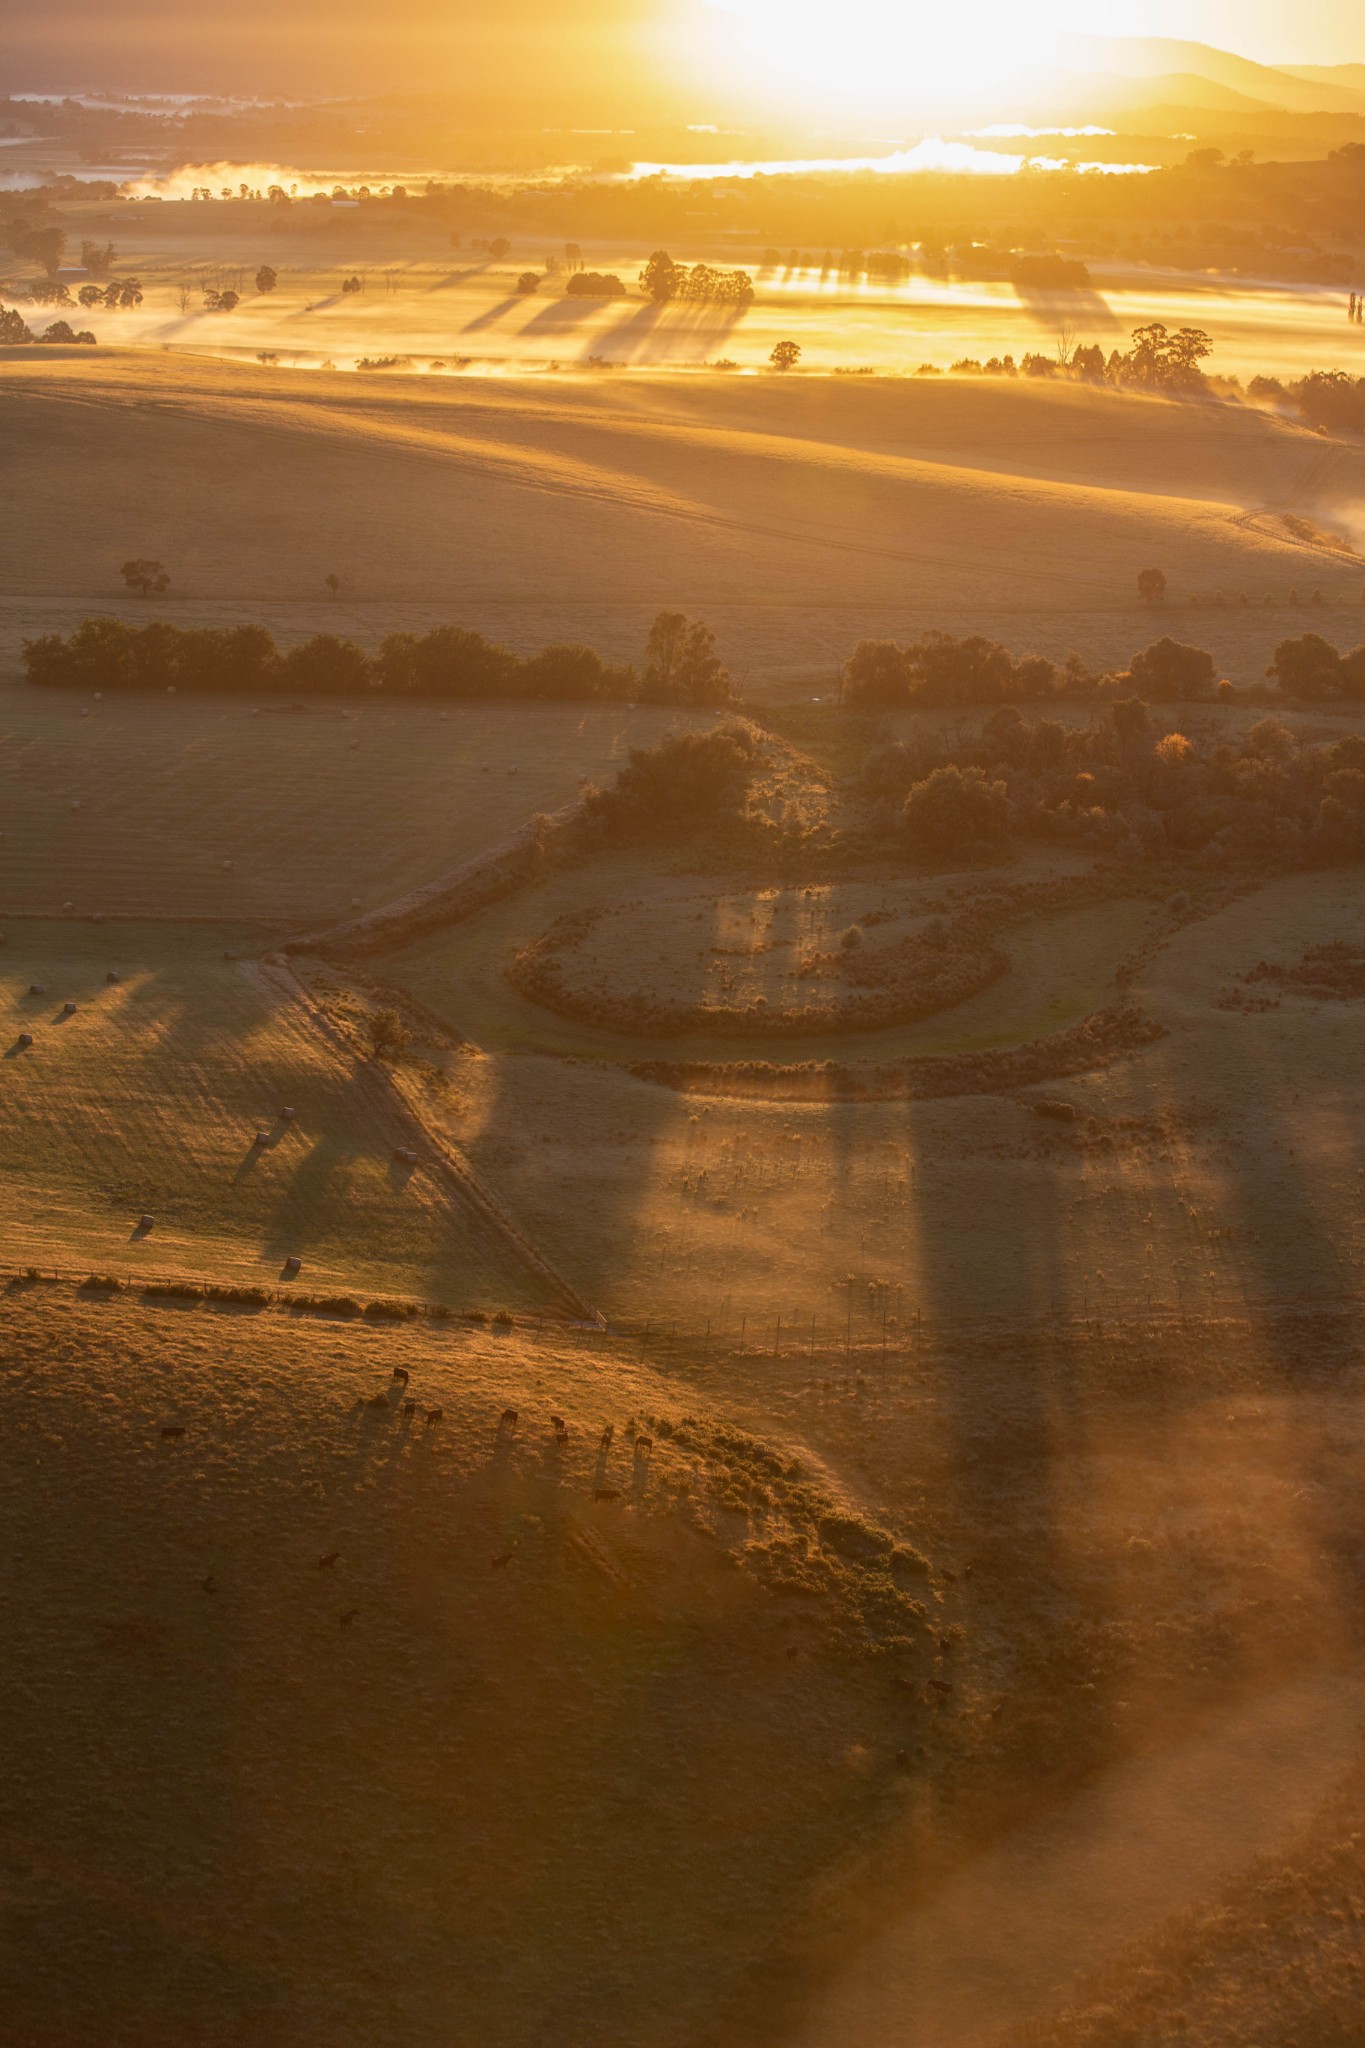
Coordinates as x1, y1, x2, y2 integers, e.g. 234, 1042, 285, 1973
702, 0, 1117, 104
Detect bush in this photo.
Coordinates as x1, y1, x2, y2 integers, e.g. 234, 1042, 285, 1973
903, 765, 1012, 857
82, 1273, 125, 1293
565, 272, 625, 297
292, 1293, 363, 1318
1267, 632, 1365, 699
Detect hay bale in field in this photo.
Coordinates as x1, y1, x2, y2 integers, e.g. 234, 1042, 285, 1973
280, 1106, 295, 1121
16, 1032, 33, 1049
61, 1001, 77, 1017
254, 1129, 271, 1145
137, 1213, 154, 1229
105, 971, 120, 984
283, 1255, 302, 1275
28, 984, 43, 996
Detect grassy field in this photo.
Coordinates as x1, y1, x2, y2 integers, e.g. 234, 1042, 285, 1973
0, 684, 696, 922
6, 349, 1365, 697
6, 330, 1365, 2044
0, 920, 548, 1304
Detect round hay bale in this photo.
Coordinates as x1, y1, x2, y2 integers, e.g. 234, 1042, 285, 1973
61, 902, 73, 913
280, 1106, 296, 1121
28, 983, 44, 996
61, 1001, 77, 1016
138, 1214, 154, 1230
105, 970, 120, 984
16, 1032, 33, 1049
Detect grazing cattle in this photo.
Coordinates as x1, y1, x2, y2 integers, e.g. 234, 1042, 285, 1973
402, 1398, 417, 1417
928, 1678, 953, 1696
499, 1407, 518, 1431
599, 1423, 614, 1450
424, 1406, 443, 1428
317, 1551, 339, 1570
392, 1366, 409, 1385
551, 1414, 568, 1440
338, 1609, 357, 1626
634, 1434, 653, 1462
160, 1425, 185, 1441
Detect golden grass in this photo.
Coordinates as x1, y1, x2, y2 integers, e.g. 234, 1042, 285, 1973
0, 920, 547, 1305
5, 351, 1363, 697
0, 685, 689, 922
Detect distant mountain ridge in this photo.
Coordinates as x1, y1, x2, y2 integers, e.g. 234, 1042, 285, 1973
1060, 35, 1365, 115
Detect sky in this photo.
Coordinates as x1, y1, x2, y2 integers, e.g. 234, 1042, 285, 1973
4, 0, 1365, 104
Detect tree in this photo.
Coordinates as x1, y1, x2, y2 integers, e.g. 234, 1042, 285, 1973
843, 640, 912, 708
515, 271, 539, 295
489, 238, 511, 260
1137, 568, 1167, 605
1121, 322, 1212, 393
80, 239, 115, 278
340, 275, 362, 295
639, 611, 733, 706
121, 560, 170, 597
365, 1008, 410, 1060
255, 265, 277, 293
586, 724, 762, 839
175, 281, 194, 314
1127, 637, 1215, 701
770, 340, 801, 371
640, 250, 683, 302
324, 573, 343, 599
523, 644, 633, 700
1266, 632, 1347, 698
0, 307, 33, 344
78, 284, 102, 308
203, 289, 239, 312
277, 634, 370, 694
903, 765, 1011, 856
41, 321, 96, 344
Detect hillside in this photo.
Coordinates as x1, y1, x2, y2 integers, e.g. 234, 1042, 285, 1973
3, 351, 1360, 695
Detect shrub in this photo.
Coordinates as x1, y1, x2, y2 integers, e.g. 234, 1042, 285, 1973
565, 272, 625, 297
292, 1293, 363, 1318
82, 1273, 125, 1293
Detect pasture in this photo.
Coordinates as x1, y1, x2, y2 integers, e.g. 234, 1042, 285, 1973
0, 920, 547, 1304
0, 682, 691, 922
6, 349, 1365, 699
5, 323, 1365, 2046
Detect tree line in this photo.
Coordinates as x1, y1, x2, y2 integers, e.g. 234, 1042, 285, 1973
22, 613, 734, 707
843, 629, 1365, 709
860, 701, 1365, 864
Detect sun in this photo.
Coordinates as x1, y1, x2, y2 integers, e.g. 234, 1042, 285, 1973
700, 0, 1100, 109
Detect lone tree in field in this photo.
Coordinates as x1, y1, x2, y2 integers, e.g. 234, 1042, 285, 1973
120, 559, 170, 597
516, 271, 539, 295
770, 340, 801, 372
324, 572, 343, 599
255, 265, 277, 293
1137, 567, 1167, 605
640, 611, 733, 706
489, 238, 511, 260
366, 1008, 410, 1061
